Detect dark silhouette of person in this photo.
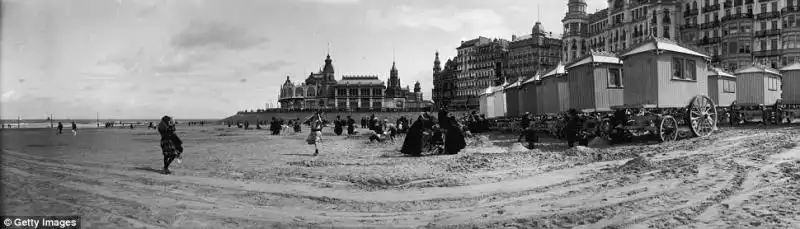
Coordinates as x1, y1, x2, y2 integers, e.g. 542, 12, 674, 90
57, 122, 63, 135
71, 122, 77, 136
157, 116, 183, 175
347, 116, 356, 135
334, 116, 343, 135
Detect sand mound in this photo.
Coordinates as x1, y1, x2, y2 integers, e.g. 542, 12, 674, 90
467, 135, 493, 148
618, 156, 658, 172
778, 160, 800, 180
508, 143, 531, 152
446, 154, 494, 173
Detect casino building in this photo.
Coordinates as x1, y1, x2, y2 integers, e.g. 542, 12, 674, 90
278, 53, 428, 110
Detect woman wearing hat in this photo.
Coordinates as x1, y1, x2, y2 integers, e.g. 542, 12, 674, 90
157, 116, 183, 174
305, 112, 324, 156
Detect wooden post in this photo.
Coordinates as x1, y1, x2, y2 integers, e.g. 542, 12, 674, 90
96, 112, 100, 128
50, 113, 53, 128
17, 116, 20, 128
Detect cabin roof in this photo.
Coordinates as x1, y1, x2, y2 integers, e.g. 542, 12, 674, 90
709, 67, 735, 79
619, 38, 710, 59
780, 62, 800, 71
541, 63, 567, 79
521, 74, 541, 85
734, 64, 781, 76
566, 51, 622, 69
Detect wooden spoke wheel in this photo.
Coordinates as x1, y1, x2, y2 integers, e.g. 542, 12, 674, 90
688, 95, 718, 137
659, 115, 678, 142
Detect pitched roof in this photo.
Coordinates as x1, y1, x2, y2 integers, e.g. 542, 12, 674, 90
619, 37, 710, 59
541, 62, 567, 79
734, 64, 781, 76
780, 62, 800, 71
708, 67, 735, 79
566, 51, 622, 69
337, 75, 385, 86
505, 80, 521, 89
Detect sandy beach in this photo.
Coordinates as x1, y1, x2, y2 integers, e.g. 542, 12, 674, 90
2, 125, 799, 228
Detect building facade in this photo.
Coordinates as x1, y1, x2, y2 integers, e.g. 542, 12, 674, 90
452, 37, 509, 109
279, 53, 427, 110
563, 0, 683, 63
565, 0, 800, 71
680, 0, 800, 70
504, 22, 564, 84
432, 52, 458, 109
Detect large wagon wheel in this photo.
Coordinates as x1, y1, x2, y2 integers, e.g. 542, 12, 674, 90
659, 115, 678, 142
688, 95, 717, 137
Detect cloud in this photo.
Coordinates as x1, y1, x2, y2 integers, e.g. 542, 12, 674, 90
170, 21, 268, 50
366, 6, 508, 34
152, 49, 214, 73
153, 88, 174, 94
1, 90, 21, 102
252, 60, 293, 72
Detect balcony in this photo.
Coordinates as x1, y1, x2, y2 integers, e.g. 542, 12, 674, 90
703, 4, 721, 13
755, 29, 782, 37
563, 31, 586, 37
745, 0, 754, 4
782, 6, 800, 14
698, 37, 722, 45
722, 13, 754, 22
754, 49, 782, 57
723, 1, 732, 8
756, 11, 781, 20
700, 21, 721, 29
681, 23, 699, 29
684, 8, 700, 17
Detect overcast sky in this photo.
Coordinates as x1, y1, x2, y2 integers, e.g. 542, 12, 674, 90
0, 0, 607, 119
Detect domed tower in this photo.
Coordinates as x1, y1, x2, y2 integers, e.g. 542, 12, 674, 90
281, 75, 293, 98
322, 54, 335, 81
562, 0, 589, 63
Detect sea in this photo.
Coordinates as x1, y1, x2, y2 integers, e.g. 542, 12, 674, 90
0, 119, 222, 129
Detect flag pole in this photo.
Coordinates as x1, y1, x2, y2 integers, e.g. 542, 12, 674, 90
96, 112, 100, 128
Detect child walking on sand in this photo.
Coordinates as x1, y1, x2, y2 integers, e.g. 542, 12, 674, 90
306, 112, 324, 156
158, 116, 184, 174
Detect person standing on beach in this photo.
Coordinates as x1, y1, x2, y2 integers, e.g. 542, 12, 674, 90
157, 116, 183, 174
71, 122, 77, 136
346, 116, 356, 135
57, 122, 63, 135
333, 116, 343, 136
305, 112, 324, 156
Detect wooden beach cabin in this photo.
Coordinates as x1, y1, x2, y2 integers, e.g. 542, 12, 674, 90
504, 80, 521, 117
479, 87, 491, 116
618, 38, 711, 107
493, 82, 510, 118
518, 74, 541, 115
779, 62, 800, 105
733, 64, 782, 106
537, 63, 567, 114
564, 51, 624, 112
707, 67, 737, 107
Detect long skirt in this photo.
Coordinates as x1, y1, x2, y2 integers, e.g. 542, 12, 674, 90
307, 131, 322, 145
160, 139, 180, 157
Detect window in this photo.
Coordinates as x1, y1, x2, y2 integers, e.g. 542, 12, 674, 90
672, 57, 697, 80
723, 79, 736, 93
608, 68, 623, 88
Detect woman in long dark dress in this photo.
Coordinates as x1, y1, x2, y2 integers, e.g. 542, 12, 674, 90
400, 115, 427, 156
333, 116, 344, 136
158, 116, 183, 174
444, 116, 466, 154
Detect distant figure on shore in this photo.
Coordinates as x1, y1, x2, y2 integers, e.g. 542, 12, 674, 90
158, 116, 183, 175
305, 112, 324, 156
333, 116, 343, 135
294, 118, 301, 133
130, 124, 134, 129
244, 121, 250, 130
57, 122, 63, 135
71, 122, 77, 136
270, 117, 280, 135
346, 116, 356, 135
